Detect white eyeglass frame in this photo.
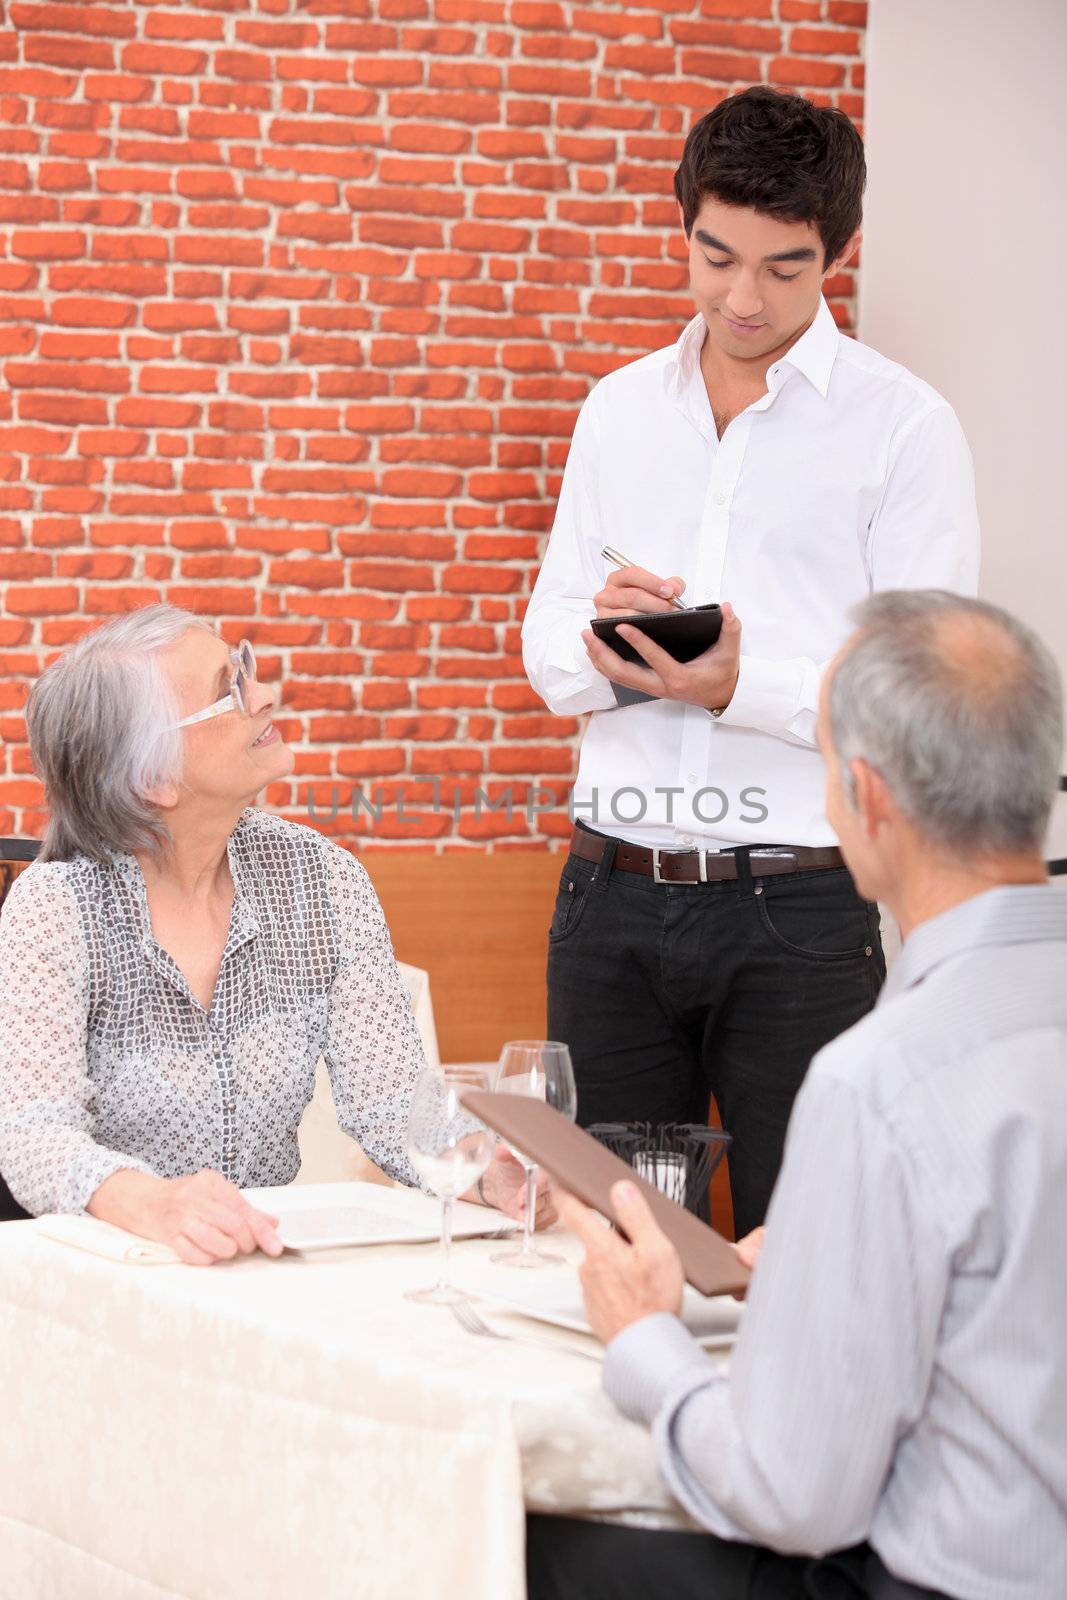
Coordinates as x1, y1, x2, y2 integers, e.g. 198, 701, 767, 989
173, 640, 257, 730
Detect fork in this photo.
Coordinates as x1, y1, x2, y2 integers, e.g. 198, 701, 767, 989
450, 1297, 601, 1363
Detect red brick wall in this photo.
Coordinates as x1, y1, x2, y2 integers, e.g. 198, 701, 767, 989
0, 0, 865, 851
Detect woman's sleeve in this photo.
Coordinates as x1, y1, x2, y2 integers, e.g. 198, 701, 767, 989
0, 866, 155, 1214
321, 844, 426, 1187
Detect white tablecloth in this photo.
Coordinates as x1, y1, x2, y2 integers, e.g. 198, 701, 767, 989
0, 1186, 711, 1600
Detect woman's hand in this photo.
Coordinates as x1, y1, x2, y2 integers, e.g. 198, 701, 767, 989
474, 1145, 557, 1230
89, 1167, 284, 1266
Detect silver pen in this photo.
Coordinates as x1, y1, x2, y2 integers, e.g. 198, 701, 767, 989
601, 545, 688, 611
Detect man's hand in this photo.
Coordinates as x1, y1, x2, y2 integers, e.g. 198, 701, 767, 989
594, 562, 687, 619
734, 1225, 765, 1271
583, 602, 743, 713
557, 1180, 685, 1344
88, 1168, 284, 1266
474, 1145, 557, 1230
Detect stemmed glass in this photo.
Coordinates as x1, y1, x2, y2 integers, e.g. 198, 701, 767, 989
405, 1063, 495, 1306
490, 1040, 576, 1270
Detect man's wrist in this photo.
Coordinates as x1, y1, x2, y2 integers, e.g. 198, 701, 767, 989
707, 670, 740, 717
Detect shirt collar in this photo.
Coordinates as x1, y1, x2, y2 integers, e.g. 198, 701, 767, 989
880, 884, 1067, 1005
665, 295, 840, 402
107, 812, 261, 954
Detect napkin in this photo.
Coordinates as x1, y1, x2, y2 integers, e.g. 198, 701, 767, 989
36, 1213, 180, 1266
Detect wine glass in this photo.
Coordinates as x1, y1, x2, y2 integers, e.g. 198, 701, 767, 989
490, 1040, 576, 1270
405, 1063, 495, 1306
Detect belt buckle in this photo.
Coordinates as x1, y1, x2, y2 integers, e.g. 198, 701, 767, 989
652, 847, 708, 884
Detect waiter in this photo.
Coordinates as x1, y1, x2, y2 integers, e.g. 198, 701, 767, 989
522, 86, 980, 1236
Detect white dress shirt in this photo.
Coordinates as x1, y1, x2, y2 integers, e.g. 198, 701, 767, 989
603, 885, 1067, 1600
522, 299, 980, 849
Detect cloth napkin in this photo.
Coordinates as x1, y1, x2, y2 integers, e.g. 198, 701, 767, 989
36, 1213, 180, 1265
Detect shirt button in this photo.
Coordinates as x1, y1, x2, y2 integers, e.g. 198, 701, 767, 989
712, 491, 726, 506
687, 773, 698, 784
680, 834, 694, 846
227, 1101, 236, 1111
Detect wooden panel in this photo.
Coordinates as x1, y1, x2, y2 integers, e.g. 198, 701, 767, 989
361, 850, 562, 1067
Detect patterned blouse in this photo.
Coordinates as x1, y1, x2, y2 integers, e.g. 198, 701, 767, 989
0, 810, 425, 1215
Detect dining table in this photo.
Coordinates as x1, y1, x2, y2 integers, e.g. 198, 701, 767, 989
0, 1182, 731, 1600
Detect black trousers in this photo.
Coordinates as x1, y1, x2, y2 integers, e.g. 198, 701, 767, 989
526, 1516, 957, 1600
546, 827, 885, 1237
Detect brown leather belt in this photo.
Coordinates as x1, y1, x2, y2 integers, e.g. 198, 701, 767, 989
569, 826, 844, 885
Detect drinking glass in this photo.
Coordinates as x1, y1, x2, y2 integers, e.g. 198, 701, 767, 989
490, 1040, 576, 1270
405, 1063, 495, 1306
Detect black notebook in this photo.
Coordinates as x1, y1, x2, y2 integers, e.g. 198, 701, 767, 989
590, 603, 723, 707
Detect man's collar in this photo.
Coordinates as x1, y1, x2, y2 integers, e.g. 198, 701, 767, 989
665, 295, 840, 401
779, 294, 838, 397
880, 883, 1067, 1005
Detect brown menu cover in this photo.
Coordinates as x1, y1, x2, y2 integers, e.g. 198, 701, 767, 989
461, 1090, 749, 1298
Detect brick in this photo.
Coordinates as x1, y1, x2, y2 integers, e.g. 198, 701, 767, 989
0, 5, 864, 849
19, 394, 108, 425
769, 55, 847, 86
8, 4, 138, 38
121, 42, 207, 75
789, 26, 861, 53
347, 561, 436, 592
24, 36, 115, 71
10, 229, 85, 260
165, 586, 256, 615
4, 583, 81, 615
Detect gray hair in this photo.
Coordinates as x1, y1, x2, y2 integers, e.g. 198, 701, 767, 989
27, 604, 215, 864
828, 590, 1063, 856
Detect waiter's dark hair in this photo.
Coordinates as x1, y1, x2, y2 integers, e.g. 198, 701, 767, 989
674, 86, 865, 266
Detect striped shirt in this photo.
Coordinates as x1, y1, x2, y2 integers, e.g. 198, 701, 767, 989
604, 884, 1067, 1599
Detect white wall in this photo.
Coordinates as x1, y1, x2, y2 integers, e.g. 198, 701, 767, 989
859, 0, 1067, 857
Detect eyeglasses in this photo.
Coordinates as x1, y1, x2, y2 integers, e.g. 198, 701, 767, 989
174, 640, 257, 730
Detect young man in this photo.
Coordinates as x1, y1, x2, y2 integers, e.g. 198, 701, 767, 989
522, 87, 980, 1236
530, 590, 1067, 1600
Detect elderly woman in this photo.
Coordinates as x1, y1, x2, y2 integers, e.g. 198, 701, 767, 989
0, 605, 546, 1262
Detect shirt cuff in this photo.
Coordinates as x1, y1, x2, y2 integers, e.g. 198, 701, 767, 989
713, 654, 806, 736
70, 1150, 157, 1217
540, 624, 618, 714
603, 1311, 718, 1426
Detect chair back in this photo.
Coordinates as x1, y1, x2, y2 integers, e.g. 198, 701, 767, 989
0, 839, 41, 1220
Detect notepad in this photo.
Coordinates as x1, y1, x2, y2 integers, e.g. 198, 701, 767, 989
591, 603, 723, 706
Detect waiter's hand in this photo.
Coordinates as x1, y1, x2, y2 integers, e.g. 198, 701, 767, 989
593, 563, 687, 618
557, 1180, 684, 1344
582, 602, 743, 714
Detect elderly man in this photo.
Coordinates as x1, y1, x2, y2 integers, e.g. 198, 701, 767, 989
530, 591, 1067, 1600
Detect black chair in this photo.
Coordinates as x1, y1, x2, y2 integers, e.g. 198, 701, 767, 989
0, 838, 41, 1220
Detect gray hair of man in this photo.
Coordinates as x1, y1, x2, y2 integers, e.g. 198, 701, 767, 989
828, 589, 1063, 858
27, 603, 215, 864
